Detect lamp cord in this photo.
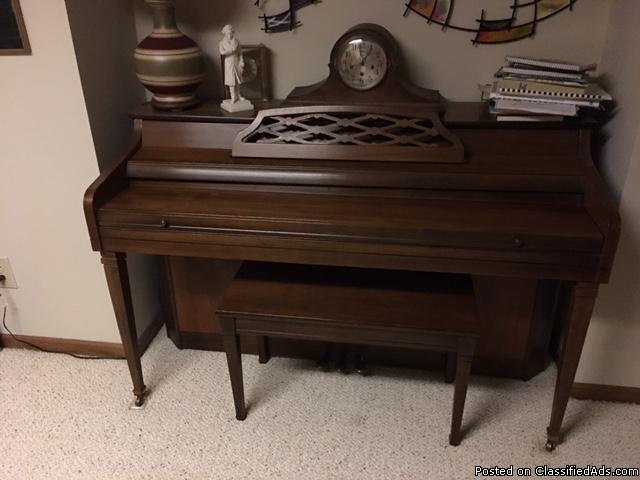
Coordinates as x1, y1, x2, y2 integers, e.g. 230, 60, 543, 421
0, 299, 121, 360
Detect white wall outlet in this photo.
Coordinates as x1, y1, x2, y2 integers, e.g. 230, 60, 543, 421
0, 257, 18, 289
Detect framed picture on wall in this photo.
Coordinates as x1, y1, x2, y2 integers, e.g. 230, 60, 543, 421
221, 44, 271, 102
1, 0, 30, 55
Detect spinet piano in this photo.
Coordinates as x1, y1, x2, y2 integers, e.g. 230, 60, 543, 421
83, 25, 620, 450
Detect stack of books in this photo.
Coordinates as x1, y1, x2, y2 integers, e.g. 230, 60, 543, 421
487, 56, 612, 121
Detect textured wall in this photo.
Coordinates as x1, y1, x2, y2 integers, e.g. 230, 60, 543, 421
66, 0, 159, 341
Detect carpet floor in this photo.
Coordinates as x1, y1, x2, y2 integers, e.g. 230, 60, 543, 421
1, 331, 638, 479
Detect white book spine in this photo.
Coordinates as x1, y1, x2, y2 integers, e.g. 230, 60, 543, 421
490, 92, 600, 108
497, 87, 608, 101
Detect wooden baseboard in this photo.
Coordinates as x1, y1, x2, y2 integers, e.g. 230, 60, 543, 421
4, 317, 638, 404
571, 382, 640, 404
0, 333, 124, 357
0, 311, 165, 358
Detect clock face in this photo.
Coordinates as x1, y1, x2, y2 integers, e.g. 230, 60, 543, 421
337, 38, 388, 91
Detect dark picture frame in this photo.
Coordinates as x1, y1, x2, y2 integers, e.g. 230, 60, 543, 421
221, 44, 271, 102
1, 0, 30, 55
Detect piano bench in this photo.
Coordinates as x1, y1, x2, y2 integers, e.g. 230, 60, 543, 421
216, 263, 480, 446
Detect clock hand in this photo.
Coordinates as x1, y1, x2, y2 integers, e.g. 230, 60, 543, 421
361, 44, 373, 66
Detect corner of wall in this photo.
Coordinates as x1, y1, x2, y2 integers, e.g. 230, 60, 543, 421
65, 0, 160, 340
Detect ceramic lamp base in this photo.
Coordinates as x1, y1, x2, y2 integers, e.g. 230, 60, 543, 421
152, 93, 200, 111
135, 0, 204, 112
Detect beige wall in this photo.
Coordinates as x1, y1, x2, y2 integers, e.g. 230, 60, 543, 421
576, 0, 640, 388
66, 0, 143, 170
66, 0, 159, 340
591, 0, 640, 200
133, 0, 612, 101
0, 0, 118, 342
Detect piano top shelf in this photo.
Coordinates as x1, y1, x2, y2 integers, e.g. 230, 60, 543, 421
129, 101, 603, 130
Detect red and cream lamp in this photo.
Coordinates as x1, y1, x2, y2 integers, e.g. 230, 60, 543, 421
134, 0, 205, 110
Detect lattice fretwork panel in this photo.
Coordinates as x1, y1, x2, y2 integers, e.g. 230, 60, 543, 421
232, 106, 465, 163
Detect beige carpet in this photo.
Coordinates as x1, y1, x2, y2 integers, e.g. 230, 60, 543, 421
1, 331, 638, 480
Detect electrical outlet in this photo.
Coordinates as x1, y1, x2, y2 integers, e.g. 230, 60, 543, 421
0, 257, 18, 288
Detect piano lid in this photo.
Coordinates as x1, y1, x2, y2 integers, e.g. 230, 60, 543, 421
126, 102, 590, 194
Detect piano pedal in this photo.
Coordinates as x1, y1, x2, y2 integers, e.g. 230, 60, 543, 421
317, 344, 371, 376
316, 343, 340, 372
339, 347, 355, 375
354, 350, 371, 377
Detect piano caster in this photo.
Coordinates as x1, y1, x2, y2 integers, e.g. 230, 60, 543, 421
129, 392, 147, 410
545, 427, 560, 452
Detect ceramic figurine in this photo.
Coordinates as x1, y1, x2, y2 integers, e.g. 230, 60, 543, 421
219, 25, 254, 112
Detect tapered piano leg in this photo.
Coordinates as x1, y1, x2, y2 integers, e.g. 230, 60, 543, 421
545, 282, 598, 451
101, 252, 146, 406
449, 353, 473, 446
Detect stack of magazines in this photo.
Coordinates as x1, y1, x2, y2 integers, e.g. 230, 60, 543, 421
486, 56, 612, 121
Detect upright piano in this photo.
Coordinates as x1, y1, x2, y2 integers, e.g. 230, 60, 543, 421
84, 25, 620, 450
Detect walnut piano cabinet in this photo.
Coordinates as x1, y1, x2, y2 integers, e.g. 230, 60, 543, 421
83, 101, 620, 451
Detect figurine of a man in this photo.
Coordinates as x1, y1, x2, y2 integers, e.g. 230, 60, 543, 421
219, 25, 253, 112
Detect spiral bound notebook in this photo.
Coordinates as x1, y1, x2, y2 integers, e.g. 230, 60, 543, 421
489, 92, 601, 108
505, 56, 597, 73
497, 66, 585, 82
495, 79, 612, 101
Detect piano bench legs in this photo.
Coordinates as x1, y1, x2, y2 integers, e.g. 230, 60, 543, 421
257, 336, 270, 364
218, 316, 477, 446
449, 352, 473, 446
222, 332, 247, 421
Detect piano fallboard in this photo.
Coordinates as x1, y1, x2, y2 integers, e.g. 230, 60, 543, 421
95, 180, 602, 281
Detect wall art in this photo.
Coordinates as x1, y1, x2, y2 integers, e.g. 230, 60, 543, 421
255, 0, 319, 33
0, 0, 30, 55
404, 0, 577, 45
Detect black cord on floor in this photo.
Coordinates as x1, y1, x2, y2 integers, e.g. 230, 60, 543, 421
1, 303, 121, 360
